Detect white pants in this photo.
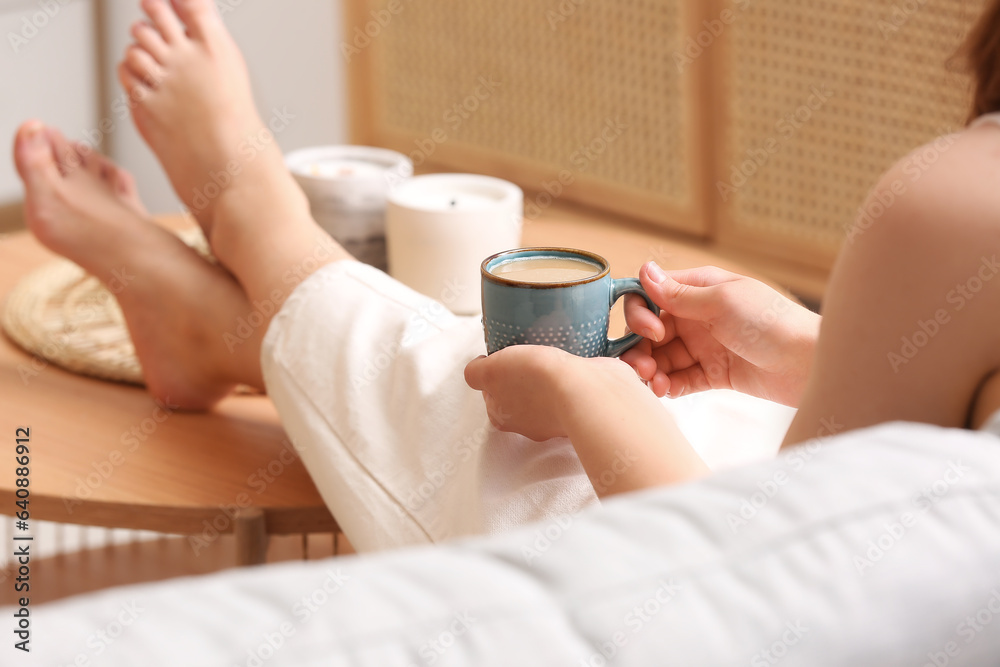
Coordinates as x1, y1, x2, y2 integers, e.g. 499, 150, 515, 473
261, 261, 793, 552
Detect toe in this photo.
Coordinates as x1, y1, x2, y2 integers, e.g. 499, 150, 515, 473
100, 156, 147, 216
117, 61, 152, 101
14, 122, 69, 250
45, 127, 83, 176
124, 44, 165, 88
114, 170, 148, 216
131, 20, 170, 63
13, 121, 60, 194
84, 151, 147, 215
74, 141, 103, 176
170, 0, 223, 41
80, 146, 113, 181
141, 0, 185, 44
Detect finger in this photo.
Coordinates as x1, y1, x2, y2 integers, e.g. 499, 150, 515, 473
620, 340, 658, 381
659, 311, 679, 345
650, 370, 670, 398
640, 261, 729, 322
624, 293, 666, 342
665, 365, 715, 398
482, 392, 515, 432
664, 338, 697, 371
482, 392, 504, 430
651, 338, 697, 376
660, 265, 740, 288
464, 355, 489, 390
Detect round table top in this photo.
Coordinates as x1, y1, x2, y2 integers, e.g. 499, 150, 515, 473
0, 228, 336, 536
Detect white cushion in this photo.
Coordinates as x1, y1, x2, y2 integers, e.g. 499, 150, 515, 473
10, 422, 1000, 666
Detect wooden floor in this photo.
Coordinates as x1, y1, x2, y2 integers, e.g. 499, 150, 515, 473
0, 532, 355, 606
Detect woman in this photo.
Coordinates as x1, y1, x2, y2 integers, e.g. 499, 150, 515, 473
11, 0, 1000, 551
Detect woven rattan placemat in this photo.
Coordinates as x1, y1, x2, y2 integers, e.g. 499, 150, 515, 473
0, 228, 229, 389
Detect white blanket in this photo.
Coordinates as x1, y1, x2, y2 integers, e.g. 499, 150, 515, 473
11, 422, 1000, 666
262, 260, 596, 550
259, 261, 794, 552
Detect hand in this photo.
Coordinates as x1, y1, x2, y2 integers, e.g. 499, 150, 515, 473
465, 345, 638, 442
466, 344, 709, 495
621, 262, 820, 407
465, 345, 588, 442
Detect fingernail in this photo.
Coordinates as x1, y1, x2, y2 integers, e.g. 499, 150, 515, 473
641, 328, 658, 342
646, 261, 667, 284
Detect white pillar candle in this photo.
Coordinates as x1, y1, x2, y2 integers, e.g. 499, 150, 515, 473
285, 146, 413, 269
386, 174, 523, 315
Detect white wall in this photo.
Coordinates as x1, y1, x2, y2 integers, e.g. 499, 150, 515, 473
1, 0, 348, 215
0, 0, 98, 203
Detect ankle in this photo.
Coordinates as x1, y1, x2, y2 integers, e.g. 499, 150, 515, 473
209, 157, 310, 231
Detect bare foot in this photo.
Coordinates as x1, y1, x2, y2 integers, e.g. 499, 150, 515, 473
119, 0, 349, 312
118, 0, 291, 237
13, 120, 265, 410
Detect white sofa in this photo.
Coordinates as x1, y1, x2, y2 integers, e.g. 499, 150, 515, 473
8, 421, 1000, 666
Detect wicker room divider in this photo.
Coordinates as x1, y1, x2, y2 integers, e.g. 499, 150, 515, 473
714, 0, 985, 268
344, 0, 984, 274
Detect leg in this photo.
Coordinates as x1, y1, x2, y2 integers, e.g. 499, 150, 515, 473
786, 128, 1000, 445
258, 261, 598, 550
233, 508, 268, 566
13, 120, 264, 409
118, 0, 598, 550
119, 0, 350, 314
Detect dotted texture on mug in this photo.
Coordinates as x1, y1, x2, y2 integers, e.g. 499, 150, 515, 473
486, 319, 607, 358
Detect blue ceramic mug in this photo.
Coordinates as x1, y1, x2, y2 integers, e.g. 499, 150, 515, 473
481, 247, 660, 357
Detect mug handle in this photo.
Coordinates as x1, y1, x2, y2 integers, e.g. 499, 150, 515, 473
606, 278, 661, 358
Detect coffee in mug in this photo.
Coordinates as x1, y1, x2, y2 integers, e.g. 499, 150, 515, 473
490, 257, 603, 283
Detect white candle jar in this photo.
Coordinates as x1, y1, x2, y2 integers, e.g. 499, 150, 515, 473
386, 174, 523, 315
286, 146, 413, 270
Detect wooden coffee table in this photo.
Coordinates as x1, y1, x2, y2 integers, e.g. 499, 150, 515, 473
0, 228, 337, 567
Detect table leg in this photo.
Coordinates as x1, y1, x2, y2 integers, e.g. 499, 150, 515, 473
234, 508, 269, 566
